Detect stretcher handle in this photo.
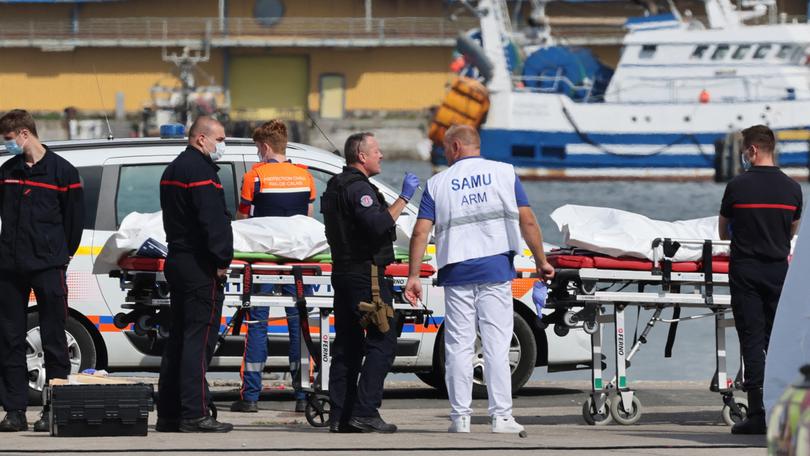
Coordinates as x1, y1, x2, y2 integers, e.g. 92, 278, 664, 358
250, 264, 324, 274
651, 238, 730, 248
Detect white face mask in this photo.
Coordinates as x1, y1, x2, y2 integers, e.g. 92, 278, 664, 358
208, 138, 225, 161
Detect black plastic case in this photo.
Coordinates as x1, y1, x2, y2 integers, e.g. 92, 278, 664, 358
50, 383, 154, 437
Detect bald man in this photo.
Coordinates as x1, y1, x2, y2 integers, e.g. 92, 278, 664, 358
157, 116, 234, 433
404, 125, 554, 434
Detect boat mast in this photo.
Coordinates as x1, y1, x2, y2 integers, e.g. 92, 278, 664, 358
477, 0, 513, 93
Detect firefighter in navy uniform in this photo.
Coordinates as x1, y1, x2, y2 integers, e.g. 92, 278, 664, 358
719, 125, 802, 435
0, 109, 84, 433
156, 116, 234, 434
321, 132, 419, 433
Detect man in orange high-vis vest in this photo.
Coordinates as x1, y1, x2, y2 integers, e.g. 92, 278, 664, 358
230, 120, 316, 414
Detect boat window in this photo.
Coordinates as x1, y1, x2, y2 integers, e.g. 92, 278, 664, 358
777, 44, 794, 59
753, 44, 771, 59
790, 45, 807, 63
732, 44, 751, 60
639, 45, 657, 59
690, 45, 709, 59
711, 44, 730, 60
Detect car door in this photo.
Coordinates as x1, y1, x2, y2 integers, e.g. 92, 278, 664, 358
93, 154, 241, 367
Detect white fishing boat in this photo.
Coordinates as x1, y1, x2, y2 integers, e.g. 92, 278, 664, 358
431, 0, 810, 179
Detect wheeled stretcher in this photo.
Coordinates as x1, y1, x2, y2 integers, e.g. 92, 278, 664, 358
535, 238, 747, 426
109, 256, 436, 427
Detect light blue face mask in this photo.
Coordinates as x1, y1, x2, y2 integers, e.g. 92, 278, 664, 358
741, 151, 752, 171
4, 138, 24, 155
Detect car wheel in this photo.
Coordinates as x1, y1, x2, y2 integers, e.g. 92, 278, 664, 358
429, 313, 537, 398
26, 313, 97, 403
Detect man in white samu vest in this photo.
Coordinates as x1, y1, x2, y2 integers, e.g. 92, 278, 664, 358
404, 125, 555, 434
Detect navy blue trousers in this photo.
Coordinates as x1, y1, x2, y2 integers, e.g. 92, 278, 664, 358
729, 258, 788, 391
328, 268, 397, 423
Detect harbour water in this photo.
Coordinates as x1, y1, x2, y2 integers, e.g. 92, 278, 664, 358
379, 159, 810, 383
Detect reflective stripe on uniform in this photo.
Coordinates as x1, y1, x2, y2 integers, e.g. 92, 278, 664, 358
435, 209, 519, 234
0, 179, 82, 192
243, 362, 265, 373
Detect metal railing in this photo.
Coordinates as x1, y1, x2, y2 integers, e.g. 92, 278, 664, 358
0, 16, 478, 46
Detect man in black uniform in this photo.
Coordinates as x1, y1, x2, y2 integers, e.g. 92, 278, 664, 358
0, 109, 84, 432
157, 116, 234, 433
719, 124, 802, 435
321, 132, 419, 433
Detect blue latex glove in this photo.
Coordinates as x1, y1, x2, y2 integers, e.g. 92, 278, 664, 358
400, 172, 420, 202
532, 281, 548, 314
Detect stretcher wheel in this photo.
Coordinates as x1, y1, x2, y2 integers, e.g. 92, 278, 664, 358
305, 396, 331, 428
113, 312, 131, 330
578, 280, 597, 295
563, 311, 578, 327
583, 320, 598, 335
721, 397, 748, 426
609, 395, 642, 425
553, 324, 569, 337
582, 396, 612, 426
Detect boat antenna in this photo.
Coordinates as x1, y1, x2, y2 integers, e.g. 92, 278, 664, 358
666, 0, 683, 22
92, 64, 115, 140
304, 110, 341, 156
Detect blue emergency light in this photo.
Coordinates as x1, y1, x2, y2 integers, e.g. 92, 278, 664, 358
160, 123, 186, 139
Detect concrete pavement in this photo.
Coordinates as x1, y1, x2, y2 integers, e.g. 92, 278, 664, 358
0, 380, 766, 455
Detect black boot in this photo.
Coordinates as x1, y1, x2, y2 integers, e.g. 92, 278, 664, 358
349, 415, 398, 433
33, 405, 50, 433
179, 416, 233, 433
732, 388, 766, 435
0, 411, 28, 432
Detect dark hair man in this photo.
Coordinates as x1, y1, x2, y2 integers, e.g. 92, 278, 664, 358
157, 116, 234, 433
230, 119, 316, 414
321, 132, 419, 433
718, 124, 802, 435
0, 109, 84, 433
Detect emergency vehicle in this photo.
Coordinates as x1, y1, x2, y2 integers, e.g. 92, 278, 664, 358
0, 136, 591, 399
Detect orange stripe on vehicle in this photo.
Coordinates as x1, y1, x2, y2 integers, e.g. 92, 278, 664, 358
98, 323, 122, 332
512, 276, 537, 298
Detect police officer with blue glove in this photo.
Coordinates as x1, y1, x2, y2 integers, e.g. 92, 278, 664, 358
321, 132, 419, 433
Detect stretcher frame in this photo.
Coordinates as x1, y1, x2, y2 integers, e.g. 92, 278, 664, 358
538, 238, 747, 426
112, 260, 435, 428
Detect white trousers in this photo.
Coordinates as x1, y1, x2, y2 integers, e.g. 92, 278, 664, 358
444, 281, 514, 418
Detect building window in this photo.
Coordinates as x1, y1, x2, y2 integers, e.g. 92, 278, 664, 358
639, 45, 657, 59
690, 45, 709, 59
711, 44, 730, 60
753, 44, 771, 59
319, 74, 345, 120
254, 0, 285, 27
